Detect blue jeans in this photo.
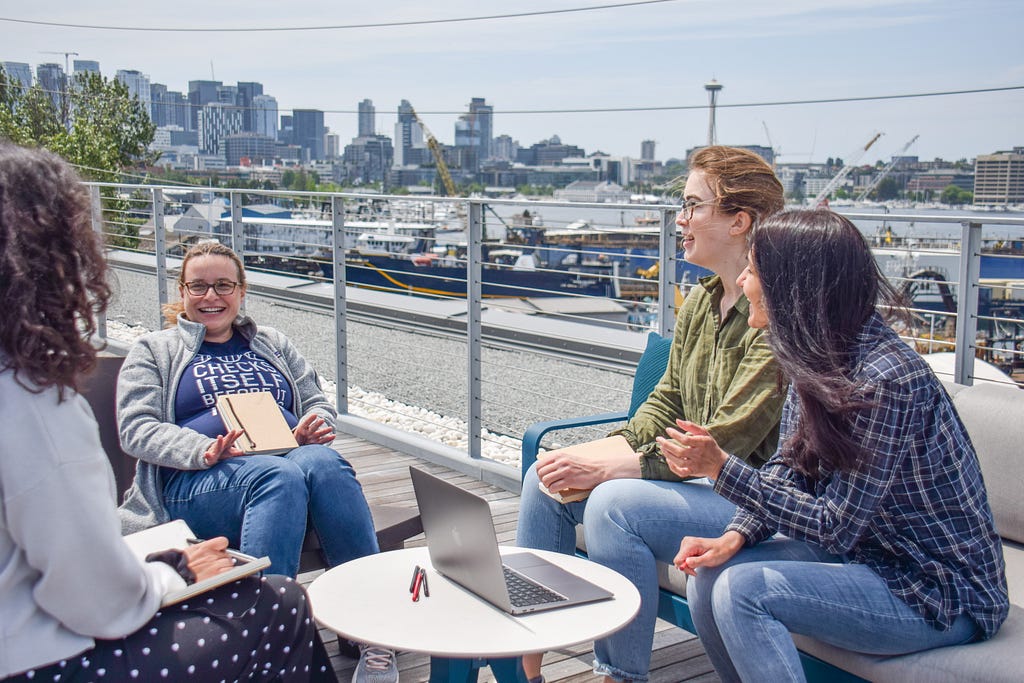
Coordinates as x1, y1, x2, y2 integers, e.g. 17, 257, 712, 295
517, 468, 737, 682
162, 444, 379, 577
687, 537, 981, 683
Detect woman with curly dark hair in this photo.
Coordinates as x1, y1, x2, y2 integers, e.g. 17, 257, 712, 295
0, 143, 337, 682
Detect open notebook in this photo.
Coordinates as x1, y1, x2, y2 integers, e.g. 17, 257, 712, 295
122, 519, 271, 606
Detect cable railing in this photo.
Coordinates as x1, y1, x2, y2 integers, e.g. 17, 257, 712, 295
86, 183, 1024, 488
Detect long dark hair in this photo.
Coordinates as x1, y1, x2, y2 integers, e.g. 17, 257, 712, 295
750, 209, 905, 474
0, 143, 111, 400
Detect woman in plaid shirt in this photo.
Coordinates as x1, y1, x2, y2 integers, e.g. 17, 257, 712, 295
664, 209, 1009, 682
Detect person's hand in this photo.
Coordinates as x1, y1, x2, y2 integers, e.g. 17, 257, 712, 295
182, 537, 235, 582
536, 443, 639, 492
657, 419, 729, 480
293, 413, 335, 446
674, 531, 745, 577
203, 429, 245, 465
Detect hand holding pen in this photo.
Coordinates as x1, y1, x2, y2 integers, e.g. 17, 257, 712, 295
409, 565, 429, 602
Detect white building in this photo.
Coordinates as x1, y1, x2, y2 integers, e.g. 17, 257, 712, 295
553, 180, 631, 203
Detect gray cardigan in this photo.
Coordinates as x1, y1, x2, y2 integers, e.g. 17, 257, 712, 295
116, 314, 336, 533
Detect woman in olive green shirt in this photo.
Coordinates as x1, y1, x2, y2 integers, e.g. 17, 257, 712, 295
518, 146, 787, 683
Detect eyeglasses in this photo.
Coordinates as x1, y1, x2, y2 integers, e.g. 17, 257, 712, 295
678, 198, 717, 221
182, 280, 240, 297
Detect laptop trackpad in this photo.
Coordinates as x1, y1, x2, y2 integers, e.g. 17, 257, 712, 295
504, 552, 613, 600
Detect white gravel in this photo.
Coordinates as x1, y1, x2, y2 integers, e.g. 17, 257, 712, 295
103, 269, 633, 468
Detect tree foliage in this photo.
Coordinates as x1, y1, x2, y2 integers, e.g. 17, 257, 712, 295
0, 69, 155, 181
940, 184, 973, 205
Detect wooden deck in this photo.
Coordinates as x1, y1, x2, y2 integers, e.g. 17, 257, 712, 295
308, 433, 720, 683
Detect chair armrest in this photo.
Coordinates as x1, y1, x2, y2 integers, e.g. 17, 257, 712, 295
521, 411, 628, 481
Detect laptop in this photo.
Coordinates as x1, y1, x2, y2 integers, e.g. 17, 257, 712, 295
409, 466, 614, 616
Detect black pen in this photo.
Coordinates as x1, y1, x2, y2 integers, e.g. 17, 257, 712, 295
420, 569, 429, 598
409, 565, 421, 593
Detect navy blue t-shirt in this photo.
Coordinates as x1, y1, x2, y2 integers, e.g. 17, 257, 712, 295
174, 333, 298, 438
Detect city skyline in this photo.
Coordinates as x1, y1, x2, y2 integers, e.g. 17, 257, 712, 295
1, 0, 1021, 164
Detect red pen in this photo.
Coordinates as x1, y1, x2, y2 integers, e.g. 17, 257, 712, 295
411, 568, 424, 602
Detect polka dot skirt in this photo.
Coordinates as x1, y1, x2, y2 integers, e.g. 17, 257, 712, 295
5, 575, 336, 682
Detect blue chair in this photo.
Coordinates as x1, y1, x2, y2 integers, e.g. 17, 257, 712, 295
520, 330, 673, 481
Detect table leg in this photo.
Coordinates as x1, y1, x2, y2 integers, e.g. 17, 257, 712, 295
429, 656, 527, 683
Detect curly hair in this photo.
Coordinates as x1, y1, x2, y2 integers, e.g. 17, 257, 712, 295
686, 146, 785, 227
161, 240, 247, 328
0, 143, 111, 400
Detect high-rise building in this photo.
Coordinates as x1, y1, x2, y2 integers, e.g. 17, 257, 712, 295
252, 94, 278, 140
358, 99, 375, 137
492, 134, 518, 162
279, 114, 294, 144
393, 99, 426, 167
150, 85, 189, 129
36, 63, 65, 114
73, 60, 100, 77
292, 109, 326, 162
1, 62, 32, 93
149, 83, 169, 126
454, 97, 493, 168
641, 140, 656, 161
343, 134, 394, 185
197, 102, 244, 155
116, 69, 151, 109
236, 81, 264, 132
974, 149, 1024, 205
188, 80, 223, 130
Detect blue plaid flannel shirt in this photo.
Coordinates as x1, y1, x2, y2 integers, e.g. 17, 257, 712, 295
715, 314, 1009, 638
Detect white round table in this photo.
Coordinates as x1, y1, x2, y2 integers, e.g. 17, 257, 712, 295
308, 546, 641, 682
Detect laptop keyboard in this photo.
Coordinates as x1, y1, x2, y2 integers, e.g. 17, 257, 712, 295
502, 565, 567, 608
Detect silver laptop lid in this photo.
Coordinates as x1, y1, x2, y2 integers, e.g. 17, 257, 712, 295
409, 466, 514, 611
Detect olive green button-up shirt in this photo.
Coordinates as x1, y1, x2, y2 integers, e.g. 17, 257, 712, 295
613, 275, 785, 480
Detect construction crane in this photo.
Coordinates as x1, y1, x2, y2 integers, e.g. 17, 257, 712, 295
762, 121, 778, 169
408, 107, 458, 198
813, 132, 883, 207
40, 50, 79, 77
856, 134, 919, 201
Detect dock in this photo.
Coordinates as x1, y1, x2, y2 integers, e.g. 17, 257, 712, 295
311, 432, 720, 683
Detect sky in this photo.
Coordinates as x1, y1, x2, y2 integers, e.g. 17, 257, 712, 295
1, 0, 1022, 165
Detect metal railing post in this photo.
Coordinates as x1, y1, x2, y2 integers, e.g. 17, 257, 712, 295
657, 207, 677, 337
332, 195, 349, 414
467, 199, 484, 459
953, 221, 983, 385
152, 188, 168, 330
90, 186, 107, 340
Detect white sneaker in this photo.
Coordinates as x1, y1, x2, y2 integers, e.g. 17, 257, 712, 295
351, 645, 398, 683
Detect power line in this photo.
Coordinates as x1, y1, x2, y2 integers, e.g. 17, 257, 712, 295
0, 1, 680, 33
21, 83, 1024, 117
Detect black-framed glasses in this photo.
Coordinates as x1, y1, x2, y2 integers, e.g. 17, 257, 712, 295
678, 198, 717, 221
182, 280, 240, 296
